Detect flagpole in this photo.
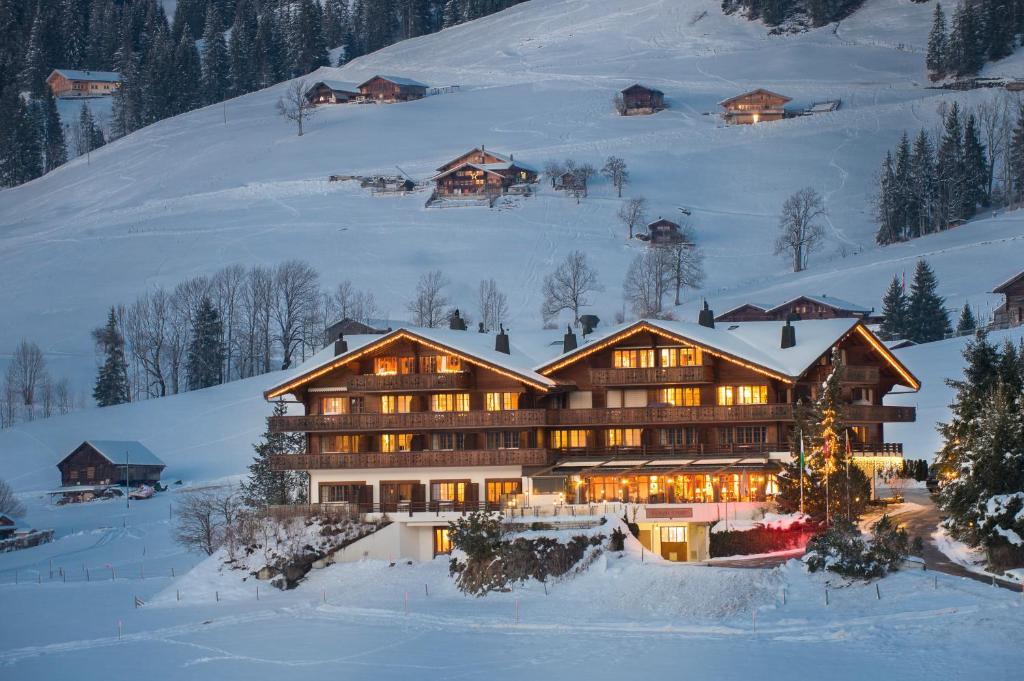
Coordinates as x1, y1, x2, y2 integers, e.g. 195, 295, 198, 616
824, 438, 830, 527
798, 430, 804, 515
845, 432, 852, 520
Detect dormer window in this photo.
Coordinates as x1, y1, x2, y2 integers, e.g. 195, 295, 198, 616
374, 356, 398, 375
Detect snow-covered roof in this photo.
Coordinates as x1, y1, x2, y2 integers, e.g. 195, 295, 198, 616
772, 294, 873, 314
360, 75, 428, 88
430, 160, 536, 181
265, 327, 558, 399
307, 79, 360, 93
993, 269, 1024, 293
718, 88, 791, 106
50, 69, 121, 83
622, 83, 663, 94
79, 441, 165, 467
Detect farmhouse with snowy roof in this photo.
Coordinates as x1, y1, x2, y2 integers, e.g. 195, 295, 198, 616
46, 69, 121, 98
57, 440, 166, 487
992, 269, 1024, 328
431, 147, 538, 197
357, 75, 428, 102
719, 88, 791, 124
305, 80, 360, 105
263, 307, 917, 563
619, 84, 665, 115
716, 295, 879, 324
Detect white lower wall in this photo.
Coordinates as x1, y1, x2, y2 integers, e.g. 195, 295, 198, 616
309, 465, 524, 503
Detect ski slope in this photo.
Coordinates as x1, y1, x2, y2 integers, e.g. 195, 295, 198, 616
1, 0, 1020, 393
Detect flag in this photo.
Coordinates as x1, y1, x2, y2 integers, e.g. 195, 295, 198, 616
798, 433, 805, 470
845, 431, 852, 458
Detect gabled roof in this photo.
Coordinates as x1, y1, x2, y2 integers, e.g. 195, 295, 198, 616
306, 79, 360, 94
265, 327, 558, 399
647, 218, 680, 229
535, 318, 919, 390
993, 270, 1024, 293
719, 88, 792, 106
50, 69, 121, 82
716, 302, 773, 318
359, 75, 428, 88
622, 83, 663, 95
436, 147, 514, 171
430, 160, 536, 181
770, 294, 873, 314
61, 441, 165, 467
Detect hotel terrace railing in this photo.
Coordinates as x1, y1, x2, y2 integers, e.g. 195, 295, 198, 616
268, 404, 915, 433
810, 365, 880, 383
269, 448, 553, 470
589, 365, 714, 386
343, 372, 471, 392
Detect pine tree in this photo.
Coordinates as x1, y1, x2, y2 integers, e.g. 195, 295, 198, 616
875, 151, 900, 245
983, 0, 1013, 61
201, 7, 230, 105
909, 130, 938, 236
111, 35, 142, 138
41, 87, 67, 172
927, 3, 949, 78
956, 303, 977, 335
948, 1, 984, 76
962, 112, 989, 213
229, 0, 259, 95
93, 307, 131, 407
61, 0, 87, 69
241, 401, 308, 506
186, 296, 225, 391
893, 131, 914, 240
287, 0, 330, 77
1009, 105, 1024, 206
937, 102, 965, 224
171, 28, 202, 115
879, 275, 909, 340
442, 0, 463, 28
905, 259, 952, 343
19, 13, 48, 96
12, 95, 43, 185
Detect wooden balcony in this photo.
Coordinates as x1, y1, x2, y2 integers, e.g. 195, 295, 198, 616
845, 404, 915, 422
547, 404, 797, 426
811, 365, 880, 383
343, 372, 471, 392
269, 409, 548, 433
269, 448, 554, 470
589, 365, 714, 386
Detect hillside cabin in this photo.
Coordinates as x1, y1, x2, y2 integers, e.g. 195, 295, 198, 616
47, 69, 121, 98
357, 75, 428, 102
57, 440, 166, 487
305, 80, 360, 105
553, 171, 586, 193
619, 84, 665, 115
432, 147, 538, 197
993, 270, 1024, 328
0, 514, 16, 539
719, 88, 791, 124
642, 218, 686, 245
716, 295, 878, 323
325, 318, 395, 341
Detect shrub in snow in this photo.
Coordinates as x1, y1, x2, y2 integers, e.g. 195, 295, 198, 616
709, 521, 819, 558
804, 515, 909, 580
609, 527, 626, 552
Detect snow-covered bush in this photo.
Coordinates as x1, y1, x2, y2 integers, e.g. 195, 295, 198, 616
805, 515, 908, 579
609, 527, 626, 552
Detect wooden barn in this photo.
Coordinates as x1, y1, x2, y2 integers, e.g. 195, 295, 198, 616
357, 75, 428, 102
57, 441, 165, 487
432, 147, 538, 197
643, 218, 686, 245
716, 295, 877, 323
619, 84, 665, 115
46, 69, 121, 97
993, 270, 1024, 328
719, 88, 791, 124
305, 80, 360, 105
0, 514, 16, 539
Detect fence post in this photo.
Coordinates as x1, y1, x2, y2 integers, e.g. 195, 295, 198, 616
424, 584, 429, 597
176, 589, 180, 602
515, 598, 520, 624
824, 588, 829, 606
216, 590, 219, 602
875, 583, 880, 600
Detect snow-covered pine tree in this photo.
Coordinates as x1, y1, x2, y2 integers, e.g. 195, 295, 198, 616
41, 87, 67, 173
905, 259, 952, 343
875, 151, 900, 245
171, 28, 202, 116
982, 0, 1014, 62
229, 0, 259, 96
19, 13, 48, 96
93, 307, 131, 407
937, 102, 965, 225
1009, 104, 1024, 206
962, 112, 989, 213
909, 129, 938, 235
893, 131, 914, 240
186, 296, 225, 391
955, 302, 977, 335
200, 6, 230, 105
879, 275, 908, 340
241, 401, 308, 507
926, 3, 949, 78
442, 0, 464, 28
12, 94, 43, 185
948, 1, 985, 77
254, 9, 287, 88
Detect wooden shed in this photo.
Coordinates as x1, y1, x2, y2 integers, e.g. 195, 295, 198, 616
719, 88, 791, 124
993, 270, 1024, 328
619, 84, 665, 115
46, 69, 121, 98
57, 441, 166, 487
357, 75, 428, 102
645, 218, 685, 245
305, 80, 360, 105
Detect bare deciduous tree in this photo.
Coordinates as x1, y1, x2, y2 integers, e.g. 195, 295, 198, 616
273, 260, 320, 369
277, 79, 316, 136
407, 270, 451, 328
618, 197, 648, 239
0, 478, 25, 517
541, 251, 602, 325
774, 187, 826, 272
10, 340, 47, 416
333, 280, 379, 327
601, 156, 629, 197
666, 224, 706, 306
55, 377, 73, 415
623, 247, 675, 318
477, 278, 509, 332
174, 490, 224, 556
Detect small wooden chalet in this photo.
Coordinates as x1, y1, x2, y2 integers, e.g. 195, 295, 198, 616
46, 69, 121, 97
325, 318, 396, 341
305, 80, 360, 105
644, 218, 686, 245
716, 295, 878, 323
57, 441, 165, 487
993, 270, 1024, 328
357, 75, 428, 102
619, 84, 665, 115
0, 514, 16, 539
432, 147, 538, 197
719, 88, 791, 124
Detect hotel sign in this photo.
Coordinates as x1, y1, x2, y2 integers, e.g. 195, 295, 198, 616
645, 507, 694, 519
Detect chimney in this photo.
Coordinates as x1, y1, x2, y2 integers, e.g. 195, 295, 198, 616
781, 320, 796, 349
449, 308, 467, 331
698, 300, 715, 328
478, 322, 486, 333
580, 314, 599, 336
510, 153, 514, 162
334, 333, 348, 355
563, 325, 578, 353
495, 325, 510, 354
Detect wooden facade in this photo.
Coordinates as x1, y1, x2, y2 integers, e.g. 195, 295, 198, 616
644, 218, 685, 245
305, 80, 359, 105
432, 147, 538, 197
719, 88, 791, 124
56, 441, 165, 486
357, 75, 428, 102
620, 84, 665, 115
993, 271, 1024, 328
46, 69, 121, 98
716, 295, 878, 323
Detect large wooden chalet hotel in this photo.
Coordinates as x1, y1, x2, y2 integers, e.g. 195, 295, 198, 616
264, 310, 918, 563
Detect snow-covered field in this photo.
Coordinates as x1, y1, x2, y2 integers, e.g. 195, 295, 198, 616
2, 0, 1023, 678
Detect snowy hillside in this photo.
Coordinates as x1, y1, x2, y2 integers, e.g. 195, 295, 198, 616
1, 0, 1017, 394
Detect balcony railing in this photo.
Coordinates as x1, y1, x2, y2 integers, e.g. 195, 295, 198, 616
344, 372, 471, 392
589, 365, 714, 386
811, 365, 880, 383
269, 448, 553, 470
269, 409, 547, 433
845, 405, 915, 422
547, 404, 798, 426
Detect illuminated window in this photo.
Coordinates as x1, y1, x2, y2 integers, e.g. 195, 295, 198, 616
486, 431, 521, 449
606, 428, 642, 447
486, 392, 519, 411
322, 397, 348, 415
660, 526, 688, 543
431, 393, 470, 411
399, 357, 416, 374
433, 527, 452, 555
736, 385, 768, 404
374, 356, 398, 375
717, 386, 734, 405
431, 481, 466, 502
431, 432, 465, 450
850, 425, 870, 443
486, 479, 522, 504
321, 435, 360, 453
613, 349, 654, 368
420, 355, 462, 373
381, 395, 413, 413
381, 433, 413, 452
660, 347, 702, 367
734, 426, 767, 445
660, 387, 700, 406
551, 430, 588, 449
